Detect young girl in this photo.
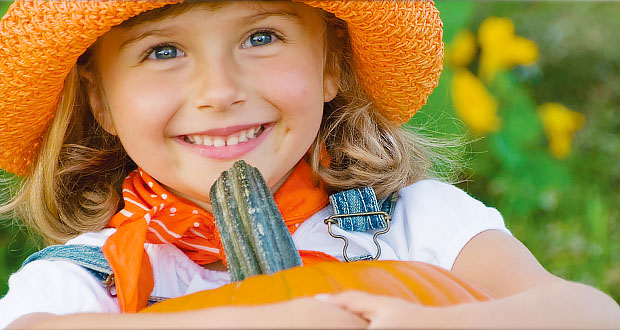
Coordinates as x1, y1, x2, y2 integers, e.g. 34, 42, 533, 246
0, 1, 618, 328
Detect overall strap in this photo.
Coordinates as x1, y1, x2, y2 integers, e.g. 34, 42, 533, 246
325, 188, 398, 261
22, 244, 112, 282
22, 244, 166, 306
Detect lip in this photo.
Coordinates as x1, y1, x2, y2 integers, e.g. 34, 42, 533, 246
176, 123, 274, 160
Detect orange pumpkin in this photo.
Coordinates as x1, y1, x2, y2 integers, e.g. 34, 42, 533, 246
142, 260, 494, 313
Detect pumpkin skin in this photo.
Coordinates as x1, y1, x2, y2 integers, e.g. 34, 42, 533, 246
142, 260, 494, 313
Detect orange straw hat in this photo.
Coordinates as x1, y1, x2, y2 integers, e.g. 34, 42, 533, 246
0, 1, 443, 176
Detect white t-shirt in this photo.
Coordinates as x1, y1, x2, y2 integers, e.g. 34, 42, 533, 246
0, 180, 510, 328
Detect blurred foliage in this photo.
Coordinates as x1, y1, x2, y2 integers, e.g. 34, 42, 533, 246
0, 172, 38, 297
0, 1, 619, 304
413, 1, 620, 303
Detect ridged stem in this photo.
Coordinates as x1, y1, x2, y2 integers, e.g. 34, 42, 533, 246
211, 160, 302, 282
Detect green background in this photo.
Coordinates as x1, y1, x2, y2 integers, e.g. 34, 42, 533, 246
1, 1, 619, 303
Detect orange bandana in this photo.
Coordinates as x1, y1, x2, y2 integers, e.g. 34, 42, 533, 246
103, 160, 335, 312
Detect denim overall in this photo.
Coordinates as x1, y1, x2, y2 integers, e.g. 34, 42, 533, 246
21, 187, 396, 303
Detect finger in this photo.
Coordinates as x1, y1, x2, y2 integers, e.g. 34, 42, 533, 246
315, 291, 387, 319
287, 297, 370, 328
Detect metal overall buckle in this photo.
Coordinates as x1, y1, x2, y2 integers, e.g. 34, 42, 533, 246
324, 211, 391, 262
105, 274, 117, 298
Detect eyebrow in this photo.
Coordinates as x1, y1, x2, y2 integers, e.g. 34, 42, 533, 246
119, 29, 181, 51
243, 10, 302, 25
118, 9, 302, 51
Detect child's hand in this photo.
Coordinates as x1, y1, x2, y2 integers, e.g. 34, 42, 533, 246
237, 296, 369, 328
315, 291, 447, 329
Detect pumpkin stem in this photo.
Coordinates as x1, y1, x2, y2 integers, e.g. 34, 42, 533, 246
210, 160, 302, 281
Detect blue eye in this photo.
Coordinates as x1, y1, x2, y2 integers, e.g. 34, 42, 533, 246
147, 45, 185, 60
243, 31, 277, 48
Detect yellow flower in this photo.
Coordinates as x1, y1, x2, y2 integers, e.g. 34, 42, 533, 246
539, 103, 585, 158
478, 17, 539, 81
451, 69, 501, 134
446, 30, 477, 68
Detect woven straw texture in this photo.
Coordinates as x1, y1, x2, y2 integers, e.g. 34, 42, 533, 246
302, 1, 444, 121
0, 0, 443, 176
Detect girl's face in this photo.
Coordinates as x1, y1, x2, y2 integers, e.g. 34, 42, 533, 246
91, 1, 339, 211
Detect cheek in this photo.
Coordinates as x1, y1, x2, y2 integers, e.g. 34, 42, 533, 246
255, 53, 326, 115
105, 70, 183, 133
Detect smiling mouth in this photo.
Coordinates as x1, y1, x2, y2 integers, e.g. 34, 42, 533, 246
184, 124, 266, 147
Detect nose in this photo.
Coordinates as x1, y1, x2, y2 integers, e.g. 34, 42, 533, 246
191, 54, 246, 112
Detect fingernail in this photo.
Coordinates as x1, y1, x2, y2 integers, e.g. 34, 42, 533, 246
313, 293, 332, 301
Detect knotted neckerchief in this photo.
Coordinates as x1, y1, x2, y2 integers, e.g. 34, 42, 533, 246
102, 160, 334, 312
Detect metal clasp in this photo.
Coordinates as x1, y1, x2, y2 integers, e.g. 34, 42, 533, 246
323, 211, 391, 262
105, 274, 117, 298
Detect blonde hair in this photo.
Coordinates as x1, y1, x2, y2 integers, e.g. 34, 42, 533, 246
1, 4, 463, 244
308, 12, 462, 198
1, 66, 135, 244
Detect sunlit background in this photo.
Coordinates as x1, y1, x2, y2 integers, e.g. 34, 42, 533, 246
1, 1, 619, 302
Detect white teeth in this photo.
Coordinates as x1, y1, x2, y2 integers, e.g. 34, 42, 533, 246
213, 138, 226, 147
247, 127, 256, 139
186, 125, 263, 147
226, 136, 239, 146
